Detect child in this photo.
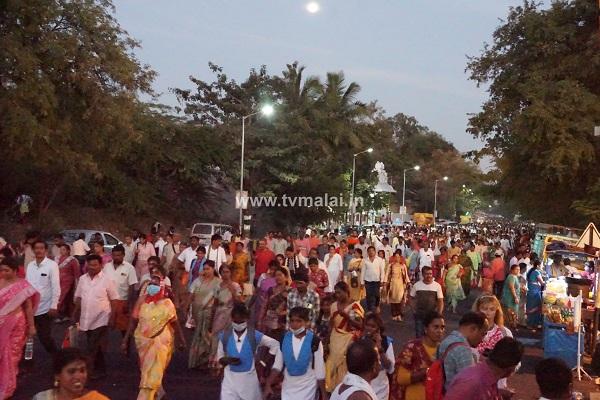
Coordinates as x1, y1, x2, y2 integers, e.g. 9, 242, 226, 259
264, 307, 327, 400
315, 294, 333, 352
362, 312, 395, 400
217, 303, 280, 400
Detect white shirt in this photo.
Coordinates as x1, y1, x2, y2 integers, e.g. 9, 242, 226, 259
72, 239, 90, 257
154, 238, 167, 258
103, 261, 138, 300
509, 256, 519, 268
410, 280, 444, 299
324, 253, 343, 292
206, 245, 227, 269
177, 246, 199, 272
223, 230, 233, 242
217, 329, 280, 400
273, 334, 326, 399
298, 253, 327, 272
26, 257, 60, 316
74, 271, 118, 331
361, 256, 386, 283
123, 243, 136, 264
376, 244, 393, 261
418, 249, 435, 267
272, 239, 289, 257
371, 342, 395, 400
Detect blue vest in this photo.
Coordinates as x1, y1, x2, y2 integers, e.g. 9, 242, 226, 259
221, 330, 263, 373
282, 331, 314, 376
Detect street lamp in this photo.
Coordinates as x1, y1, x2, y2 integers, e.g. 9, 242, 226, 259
401, 165, 420, 222
349, 147, 373, 224
239, 104, 275, 232
434, 176, 449, 224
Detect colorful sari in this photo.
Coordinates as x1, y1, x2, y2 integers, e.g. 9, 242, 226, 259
391, 339, 437, 400
526, 269, 543, 327
210, 282, 240, 362
445, 264, 465, 312
134, 298, 177, 400
57, 255, 80, 316
325, 301, 364, 392
188, 278, 220, 368
231, 252, 249, 284
0, 279, 39, 399
251, 274, 276, 331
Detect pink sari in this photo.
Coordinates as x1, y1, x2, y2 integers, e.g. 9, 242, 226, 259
0, 279, 39, 399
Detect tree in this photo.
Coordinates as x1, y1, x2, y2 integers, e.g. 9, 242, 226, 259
467, 0, 600, 225
0, 0, 154, 214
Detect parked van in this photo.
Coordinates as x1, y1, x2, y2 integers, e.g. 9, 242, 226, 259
190, 223, 233, 245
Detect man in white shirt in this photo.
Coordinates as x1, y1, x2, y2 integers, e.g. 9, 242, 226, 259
361, 246, 386, 312
206, 234, 227, 273
299, 248, 327, 272
376, 237, 393, 262
418, 241, 435, 272
103, 244, 137, 340
154, 232, 167, 259
74, 254, 118, 378
323, 245, 343, 293
72, 232, 90, 269
272, 232, 288, 256
122, 234, 136, 265
410, 266, 444, 337
222, 229, 233, 243
26, 240, 60, 354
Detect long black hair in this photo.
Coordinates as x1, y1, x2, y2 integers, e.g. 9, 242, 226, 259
526, 259, 542, 282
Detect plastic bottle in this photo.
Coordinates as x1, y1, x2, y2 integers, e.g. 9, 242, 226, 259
24, 338, 34, 360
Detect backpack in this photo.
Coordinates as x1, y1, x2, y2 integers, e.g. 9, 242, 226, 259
425, 342, 468, 400
280, 332, 321, 369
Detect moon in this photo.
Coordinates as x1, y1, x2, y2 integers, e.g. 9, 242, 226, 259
306, 1, 320, 14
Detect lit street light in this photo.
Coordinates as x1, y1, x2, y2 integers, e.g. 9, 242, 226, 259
306, 1, 320, 13
239, 104, 275, 232
349, 147, 373, 223
434, 176, 449, 223
401, 165, 420, 222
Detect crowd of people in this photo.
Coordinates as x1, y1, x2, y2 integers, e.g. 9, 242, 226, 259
0, 223, 583, 399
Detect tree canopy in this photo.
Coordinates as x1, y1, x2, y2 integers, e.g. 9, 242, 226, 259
467, 0, 600, 225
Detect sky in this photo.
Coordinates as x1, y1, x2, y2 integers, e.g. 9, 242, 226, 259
112, 0, 522, 156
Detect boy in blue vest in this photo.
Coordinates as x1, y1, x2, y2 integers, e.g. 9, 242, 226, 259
263, 306, 327, 400
218, 303, 280, 400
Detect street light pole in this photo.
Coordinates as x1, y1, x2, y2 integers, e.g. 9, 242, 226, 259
239, 105, 274, 233
401, 165, 420, 223
433, 176, 448, 224
349, 147, 373, 224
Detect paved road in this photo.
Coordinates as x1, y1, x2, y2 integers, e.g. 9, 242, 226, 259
13, 289, 598, 399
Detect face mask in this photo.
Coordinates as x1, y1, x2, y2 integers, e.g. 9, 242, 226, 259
291, 326, 305, 336
232, 322, 247, 332
146, 284, 160, 296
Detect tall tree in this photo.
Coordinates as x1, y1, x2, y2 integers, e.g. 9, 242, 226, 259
0, 0, 154, 214
467, 0, 600, 225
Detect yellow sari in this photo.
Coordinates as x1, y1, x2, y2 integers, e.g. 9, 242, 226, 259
325, 301, 364, 392
32, 390, 109, 399
134, 298, 177, 400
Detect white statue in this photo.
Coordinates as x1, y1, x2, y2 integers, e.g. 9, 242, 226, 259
373, 161, 396, 193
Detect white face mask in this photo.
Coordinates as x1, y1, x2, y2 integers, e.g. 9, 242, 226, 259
232, 322, 247, 332
291, 326, 306, 336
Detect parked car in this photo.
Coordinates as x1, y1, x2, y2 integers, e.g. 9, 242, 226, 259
190, 223, 233, 246
61, 229, 122, 252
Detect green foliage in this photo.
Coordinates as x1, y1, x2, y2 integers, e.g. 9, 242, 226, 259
467, 0, 600, 225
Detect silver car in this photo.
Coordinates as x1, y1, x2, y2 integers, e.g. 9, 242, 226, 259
61, 229, 122, 252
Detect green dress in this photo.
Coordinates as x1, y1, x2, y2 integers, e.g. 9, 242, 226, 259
501, 274, 520, 313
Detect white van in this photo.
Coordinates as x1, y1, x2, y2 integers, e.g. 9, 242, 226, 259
190, 223, 233, 245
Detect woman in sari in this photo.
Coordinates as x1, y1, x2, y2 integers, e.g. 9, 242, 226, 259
209, 264, 241, 368
135, 235, 156, 282
502, 264, 521, 329
0, 256, 38, 399
56, 244, 80, 322
230, 242, 249, 285
347, 248, 365, 302
186, 260, 220, 369
444, 255, 465, 313
434, 246, 449, 292
122, 275, 186, 400
32, 348, 109, 400
526, 259, 544, 330
262, 267, 289, 341
391, 312, 445, 400
249, 260, 278, 331
325, 281, 364, 392
388, 250, 410, 322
